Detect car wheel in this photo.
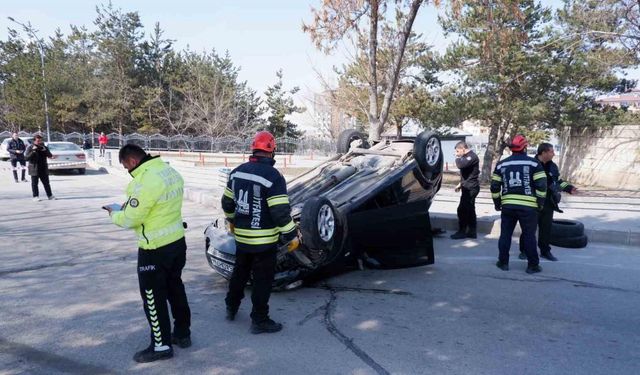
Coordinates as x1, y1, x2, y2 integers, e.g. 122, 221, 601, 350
550, 234, 588, 249
78, 168, 86, 175
413, 131, 443, 176
299, 197, 344, 265
336, 129, 368, 154
550, 219, 584, 238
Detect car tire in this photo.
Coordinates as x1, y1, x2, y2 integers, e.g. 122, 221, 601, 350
336, 129, 368, 154
78, 168, 86, 175
413, 131, 443, 177
550, 219, 584, 238
299, 197, 344, 265
550, 234, 588, 249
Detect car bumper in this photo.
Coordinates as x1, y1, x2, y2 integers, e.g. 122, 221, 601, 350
48, 162, 87, 170
204, 222, 303, 287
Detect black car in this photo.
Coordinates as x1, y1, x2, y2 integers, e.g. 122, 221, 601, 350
205, 129, 444, 289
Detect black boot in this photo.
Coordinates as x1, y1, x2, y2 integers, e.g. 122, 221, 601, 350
171, 335, 192, 349
466, 226, 477, 239
518, 252, 527, 260
133, 345, 173, 363
250, 318, 282, 334
540, 252, 558, 261
450, 231, 467, 240
495, 261, 509, 271
226, 307, 237, 321
526, 265, 542, 274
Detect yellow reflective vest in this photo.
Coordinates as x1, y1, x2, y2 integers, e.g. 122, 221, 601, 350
111, 156, 185, 250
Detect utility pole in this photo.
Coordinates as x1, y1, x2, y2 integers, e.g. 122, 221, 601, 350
8, 17, 51, 142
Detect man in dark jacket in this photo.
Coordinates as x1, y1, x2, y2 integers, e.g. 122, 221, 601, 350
490, 135, 547, 274
25, 135, 55, 201
7, 133, 28, 183
451, 141, 480, 239
519, 143, 577, 261
221, 131, 299, 334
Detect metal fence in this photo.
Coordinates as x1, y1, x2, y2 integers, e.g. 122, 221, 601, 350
0, 131, 337, 155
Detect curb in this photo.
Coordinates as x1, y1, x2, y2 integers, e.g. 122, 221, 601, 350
429, 214, 640, 247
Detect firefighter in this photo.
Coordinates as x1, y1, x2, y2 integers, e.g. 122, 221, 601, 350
518, 143, 577, 261
451, 141, 480, 239
105, 144, 191, 363
221, 131, 299, 334
490, 135, 547, 274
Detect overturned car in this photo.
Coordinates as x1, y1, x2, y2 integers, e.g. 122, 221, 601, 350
205, 129, 444, 289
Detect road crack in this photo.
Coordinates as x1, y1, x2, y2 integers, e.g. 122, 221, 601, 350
309, 284, 407, 375
0, 261, 77, 277
481, 274, 639, 294
313, 284, 413, 296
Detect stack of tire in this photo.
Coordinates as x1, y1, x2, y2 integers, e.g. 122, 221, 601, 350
549, 219, 588, 248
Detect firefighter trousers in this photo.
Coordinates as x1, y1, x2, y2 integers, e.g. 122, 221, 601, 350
499, 207, 539, 267
225, 247, 277, 323
137, 237, 191, 350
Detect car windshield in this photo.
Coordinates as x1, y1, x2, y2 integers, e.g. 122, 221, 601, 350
48, 143, 81, 151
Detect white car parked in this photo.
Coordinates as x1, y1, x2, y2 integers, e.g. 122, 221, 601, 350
45, 142, 88, 174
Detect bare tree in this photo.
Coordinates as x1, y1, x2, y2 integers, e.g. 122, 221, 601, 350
304, 0, 440, 141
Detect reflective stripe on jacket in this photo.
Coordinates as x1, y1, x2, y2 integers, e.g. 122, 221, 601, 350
490, 153, 547, 210
221, 156, 296, 253
111, 156, 185, 249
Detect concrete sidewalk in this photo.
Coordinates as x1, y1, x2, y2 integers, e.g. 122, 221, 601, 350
431, 186, 640, 247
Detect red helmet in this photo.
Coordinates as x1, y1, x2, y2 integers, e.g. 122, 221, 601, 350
251, 131, 276, 153
509, 134, 528, 152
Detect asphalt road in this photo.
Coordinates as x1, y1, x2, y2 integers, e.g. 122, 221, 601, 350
1, 167, 639, 375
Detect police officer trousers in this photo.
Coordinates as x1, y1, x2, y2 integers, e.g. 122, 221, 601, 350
137, 237, 191, 350
498, 207, 539, 266
457, 186, 480, 232
225, 247, 277, 323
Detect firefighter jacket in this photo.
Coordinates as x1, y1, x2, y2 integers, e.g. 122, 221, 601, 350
221, 156, 297, 253
490, 152, 547, 210
7, 138, 27, 161
536, 156, 574, 206
111, 155, 185, 250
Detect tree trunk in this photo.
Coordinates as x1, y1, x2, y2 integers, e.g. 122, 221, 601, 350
375, 0, 423, 140
367, 0, 380, 142
481, 122, 501, 183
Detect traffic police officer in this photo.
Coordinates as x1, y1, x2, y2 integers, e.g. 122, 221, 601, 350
221, 131, 299, 334
519, 143, 577, 261
490, 135, 547, 274
7, 133, 28, 183
106, 144, 191, 363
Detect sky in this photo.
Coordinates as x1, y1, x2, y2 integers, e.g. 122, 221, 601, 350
3, 0, 633, 131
